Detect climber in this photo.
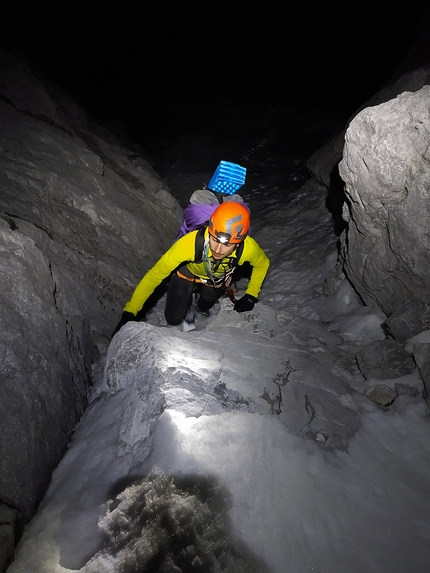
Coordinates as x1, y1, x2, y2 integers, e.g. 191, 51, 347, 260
112, 201, 270, 336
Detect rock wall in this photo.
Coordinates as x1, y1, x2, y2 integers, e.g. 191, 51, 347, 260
307, 64, 430, 400
306, 66, 430, 231
307, 66, 430, 190
0, 48, 182, 530
339, 86, 430, 315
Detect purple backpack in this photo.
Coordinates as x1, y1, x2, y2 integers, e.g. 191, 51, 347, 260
176, 188, 248, 240
176, 203, 219, 239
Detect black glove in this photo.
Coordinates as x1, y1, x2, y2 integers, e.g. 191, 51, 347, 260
234, 294, 257, 313
112, 311, 135, 338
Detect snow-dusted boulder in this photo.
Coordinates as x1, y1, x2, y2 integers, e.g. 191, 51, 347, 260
6, 303, 383, 573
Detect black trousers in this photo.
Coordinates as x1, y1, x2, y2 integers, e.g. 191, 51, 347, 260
164, 271, 224, 325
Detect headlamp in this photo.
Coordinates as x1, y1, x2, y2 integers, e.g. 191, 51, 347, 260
209, 231, 231, 245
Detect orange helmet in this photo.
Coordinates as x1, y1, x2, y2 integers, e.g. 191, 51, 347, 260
208, 202, 250, 244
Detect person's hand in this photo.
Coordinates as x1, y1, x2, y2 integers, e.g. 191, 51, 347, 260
111, 311, 135, 338
234, 294, 257, 313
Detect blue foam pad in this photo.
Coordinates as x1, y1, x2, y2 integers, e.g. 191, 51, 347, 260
208, 161, 247, 195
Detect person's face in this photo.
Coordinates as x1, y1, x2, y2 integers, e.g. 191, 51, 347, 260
209, 234, 238, 259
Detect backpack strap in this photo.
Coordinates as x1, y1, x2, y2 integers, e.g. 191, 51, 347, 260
234, 240, 245, 265
194, 225, 207, 263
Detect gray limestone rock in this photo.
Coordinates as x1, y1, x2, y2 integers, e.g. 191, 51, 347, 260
307, 65, 430, 190
356, 340, 416, 380
365, 385, 398, 407
385, 301, 430, 341
339, 86, 430, 316
412, 342, 430, 402
0, 503, 16, 573
0, 49, 182, 521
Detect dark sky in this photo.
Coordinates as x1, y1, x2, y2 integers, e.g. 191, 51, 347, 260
1, 9, 428, 149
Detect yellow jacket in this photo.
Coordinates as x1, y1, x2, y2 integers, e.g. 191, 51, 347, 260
124, 228, 270, 315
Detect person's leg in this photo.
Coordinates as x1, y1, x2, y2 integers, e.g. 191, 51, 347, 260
165, 274, 195, 325
197, 284, 223, 313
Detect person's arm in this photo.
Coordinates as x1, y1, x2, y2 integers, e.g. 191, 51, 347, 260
240, 236, 270, 299
124, 231, 198, 315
